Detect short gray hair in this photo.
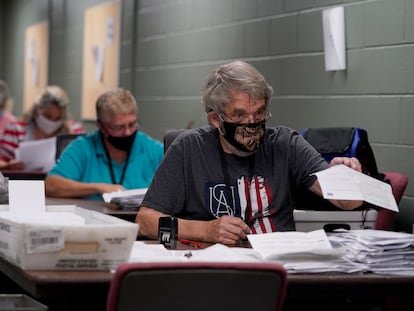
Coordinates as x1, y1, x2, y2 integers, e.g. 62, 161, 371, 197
202, 60, 273, 113
96, 88, 138, 123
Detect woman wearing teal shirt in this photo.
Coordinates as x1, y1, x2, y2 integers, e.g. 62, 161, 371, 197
45, 88, 163, 200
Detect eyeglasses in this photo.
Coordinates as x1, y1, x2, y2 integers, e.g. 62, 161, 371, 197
102, 120, 138, 133
219, 110, 272, 124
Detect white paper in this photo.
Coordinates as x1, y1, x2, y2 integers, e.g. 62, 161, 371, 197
15, 137, 56, 172
91, 44, 104, 82
128, 242, 260, 263
314, 165, 398, 212
27, 38, 39, 86
8, 180, 45, 214
328, 229, 414, 275
247, 229, 335, 260
105, 16, 115, 46
31, 57, 40, 86
102, 188, 147, 203
323, 6, 346, 71
27, 38, 36, 61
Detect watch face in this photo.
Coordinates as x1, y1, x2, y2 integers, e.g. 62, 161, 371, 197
158, 216, 178, 249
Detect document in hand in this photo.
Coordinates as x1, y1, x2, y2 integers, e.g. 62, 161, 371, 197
15, 137, 57, 171
313, 164, 398, 212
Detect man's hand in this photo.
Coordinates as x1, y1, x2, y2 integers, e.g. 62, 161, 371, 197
5, 160, 24, 170
206, 216, 251, 245
329, 157, 361, 172
322, 156, 363, 210
137, 208, 252, 245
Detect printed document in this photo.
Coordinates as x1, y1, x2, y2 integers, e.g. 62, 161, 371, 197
15, 137, 56, 171
314, 164, 398, 212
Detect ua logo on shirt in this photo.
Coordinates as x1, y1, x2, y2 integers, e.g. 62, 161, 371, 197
207, 176, 275, 233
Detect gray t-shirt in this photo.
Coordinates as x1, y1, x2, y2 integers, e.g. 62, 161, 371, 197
142, 125, 328, 232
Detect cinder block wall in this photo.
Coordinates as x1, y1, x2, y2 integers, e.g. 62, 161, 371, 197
1, 0, 413, 231
133, 0, 414, 231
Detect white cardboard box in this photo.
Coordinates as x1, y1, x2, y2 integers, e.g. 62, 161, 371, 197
0, 205, 138, 270
293, 209, 378, 232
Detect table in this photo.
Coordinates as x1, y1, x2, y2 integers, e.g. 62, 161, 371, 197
1, 239, 414, 311
45, 197, 138, 223
1, 170, 47, 180
1, 197, 413, 310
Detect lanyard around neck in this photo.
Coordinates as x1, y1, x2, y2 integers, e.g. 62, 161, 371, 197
101, 132, 131, 185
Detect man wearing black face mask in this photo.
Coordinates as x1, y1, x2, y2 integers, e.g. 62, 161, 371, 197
137, 60, 363, 245
45, 88, 163, 200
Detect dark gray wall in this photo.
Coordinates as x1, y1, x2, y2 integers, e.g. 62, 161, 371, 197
0, 1, 4, 75
1, 0, 413, 231
133, 0, 414, 231
1, 0, 48, 112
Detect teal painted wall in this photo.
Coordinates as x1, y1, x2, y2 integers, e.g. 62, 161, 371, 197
1, 0, 413, 231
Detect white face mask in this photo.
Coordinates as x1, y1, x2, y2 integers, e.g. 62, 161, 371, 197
35, 114, 64, 135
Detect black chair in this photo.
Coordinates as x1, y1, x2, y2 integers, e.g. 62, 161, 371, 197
163, 129, 186, 154
55, 133, 85, 160
298, 127, 408, 231
107, 261, 287, 311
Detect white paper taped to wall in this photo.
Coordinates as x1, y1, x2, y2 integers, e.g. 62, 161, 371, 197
323, 6, 346, 71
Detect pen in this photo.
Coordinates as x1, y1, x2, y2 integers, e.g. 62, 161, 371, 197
180, 239, 202, 249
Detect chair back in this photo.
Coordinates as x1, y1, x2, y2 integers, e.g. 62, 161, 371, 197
375, 171, 409, 230
55, 133, 85, 160
107, 262, 287, 311
298, 127, 408, 231
163, 129, 186, 154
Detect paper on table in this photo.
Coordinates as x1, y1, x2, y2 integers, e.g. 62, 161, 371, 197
102, 188, 147, 203
247, 229, 341, 261
128, 242, 261, 263
314, 165, 398, 212
8, 180, 45, 213
328, 229, 414, 275
15, 137, 56, 171
247, 230, 368, 273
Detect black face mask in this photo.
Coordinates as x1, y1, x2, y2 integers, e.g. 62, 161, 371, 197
107, 130, 137, 151
221, 120, 266, 153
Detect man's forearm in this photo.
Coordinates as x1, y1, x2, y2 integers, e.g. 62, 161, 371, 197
136, 206, 212, 242
45, 175, 99, 198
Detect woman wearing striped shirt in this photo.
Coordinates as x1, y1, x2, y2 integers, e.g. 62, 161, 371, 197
0, 85, 84, 170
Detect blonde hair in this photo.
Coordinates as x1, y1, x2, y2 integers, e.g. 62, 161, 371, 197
23, 85, 70, 126
35, 85, 69, 109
